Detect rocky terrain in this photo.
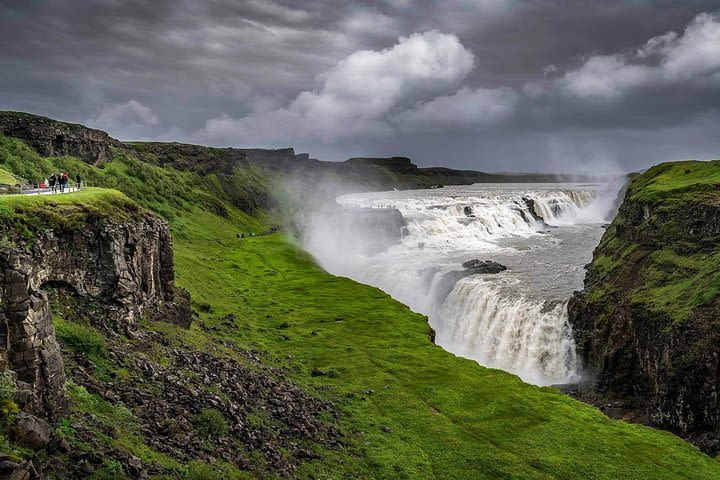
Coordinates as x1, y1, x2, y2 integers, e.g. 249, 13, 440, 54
45, 288, 341, 479
0, 112, 120, 166
568, 161, 720, 454
0, 189, 343, 479
0, 201, 188, 414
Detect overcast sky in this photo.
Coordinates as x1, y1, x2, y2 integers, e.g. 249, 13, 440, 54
1, 0, 719, 173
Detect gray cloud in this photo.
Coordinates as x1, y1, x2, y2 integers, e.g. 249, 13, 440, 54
1, 0, 719, 173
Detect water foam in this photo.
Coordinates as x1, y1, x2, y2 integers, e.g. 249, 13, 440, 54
304, 184, 616, 385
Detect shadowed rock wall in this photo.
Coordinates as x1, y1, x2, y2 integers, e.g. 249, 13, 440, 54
0, 212, 190, 420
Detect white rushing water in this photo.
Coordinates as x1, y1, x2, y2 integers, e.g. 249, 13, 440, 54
302, 183, 621, 386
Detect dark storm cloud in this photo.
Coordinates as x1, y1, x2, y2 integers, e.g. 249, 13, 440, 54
1, 0, 719, 172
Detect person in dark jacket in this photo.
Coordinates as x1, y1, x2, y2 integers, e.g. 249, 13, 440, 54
75, 173, 82, 189
49, 173, 57, 193
59, 172, 68, 193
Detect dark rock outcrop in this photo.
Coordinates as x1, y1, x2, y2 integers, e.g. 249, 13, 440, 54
461, 259, 508, 273
128, 142, 319, 176
0, 111, 120, 165
0, 210, 190, 421
522, 197, 542, 222
12, 412, 51, 450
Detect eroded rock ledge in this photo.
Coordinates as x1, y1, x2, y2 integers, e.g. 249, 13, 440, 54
0, 111, 121, 165
0, 210, 190, 421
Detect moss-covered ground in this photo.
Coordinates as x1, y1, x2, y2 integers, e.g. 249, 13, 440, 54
584, 159, 720, 323
1, 136, 719, 478
0, 167, 18, 185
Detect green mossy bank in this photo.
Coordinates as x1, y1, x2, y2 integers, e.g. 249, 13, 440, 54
569, 160, 720, 448
0, 135, 718, 479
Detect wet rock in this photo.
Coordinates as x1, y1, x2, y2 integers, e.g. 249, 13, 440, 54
522, 197, 543, 221
434, 261, 508, 303
461, 259, 507, 273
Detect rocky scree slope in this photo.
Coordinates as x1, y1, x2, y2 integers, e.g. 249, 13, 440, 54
568, 160, 720, 454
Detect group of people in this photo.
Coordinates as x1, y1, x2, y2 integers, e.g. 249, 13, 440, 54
38, 172, 82, 193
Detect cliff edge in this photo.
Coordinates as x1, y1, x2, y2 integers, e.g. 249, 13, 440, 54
568, 160, 720, 453
0, 190, 190, 424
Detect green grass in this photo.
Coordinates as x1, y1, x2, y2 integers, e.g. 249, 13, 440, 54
1, 136, 719, 478
0, 167, 18, 185
165, 205, 720, 479
629, 160, 720, 203
584, 159, 720, 323
0, 187, 141, 239
54, 319, 108, 358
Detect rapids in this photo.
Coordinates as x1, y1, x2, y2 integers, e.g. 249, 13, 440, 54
302, 183, 621, 386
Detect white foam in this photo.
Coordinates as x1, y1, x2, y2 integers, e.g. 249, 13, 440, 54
303, 183, 618, 385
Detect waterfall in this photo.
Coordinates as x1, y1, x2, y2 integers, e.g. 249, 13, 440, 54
302, 184, 616, 386
435, 279, 580, 385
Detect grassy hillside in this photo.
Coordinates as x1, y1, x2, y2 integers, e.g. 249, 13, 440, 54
584, 160, 720, 322
0, 166, 18, 185
171, 207, 720, 479
0, 136, 719, 478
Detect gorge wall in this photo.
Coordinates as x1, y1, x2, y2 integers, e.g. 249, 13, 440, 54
0, 111, 121, 165
0, 200, 190, 422
568, 161, 720, 452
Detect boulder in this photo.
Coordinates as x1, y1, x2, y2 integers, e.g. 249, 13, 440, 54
461, 260, 507, 274
12, 413, 50, 450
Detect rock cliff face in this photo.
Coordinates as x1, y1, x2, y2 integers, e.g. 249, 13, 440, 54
0, 209, 190, 421
568, 161, 720, 452
0, 111, 120, 165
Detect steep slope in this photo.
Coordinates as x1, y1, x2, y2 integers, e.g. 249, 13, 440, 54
0, 122, 718, 478
569, 160, 720, 453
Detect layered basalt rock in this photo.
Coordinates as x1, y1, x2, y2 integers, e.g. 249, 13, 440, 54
0, 211, 190, 420
0, 111, 120, 165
